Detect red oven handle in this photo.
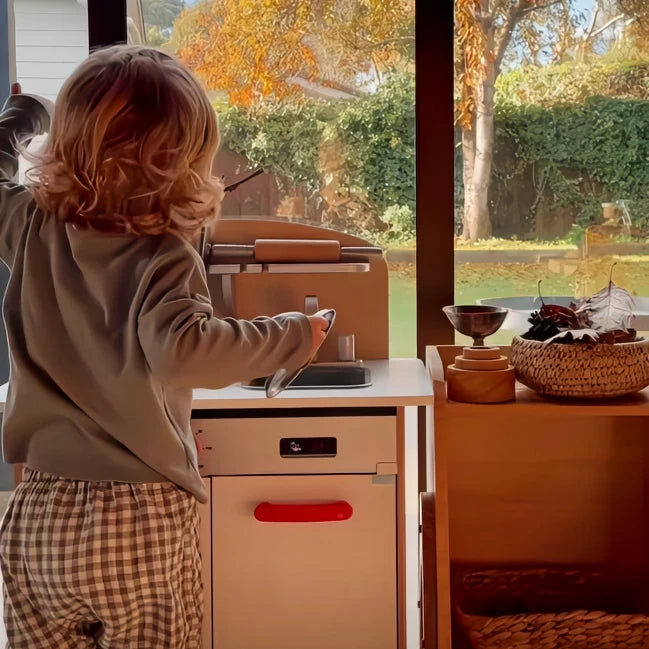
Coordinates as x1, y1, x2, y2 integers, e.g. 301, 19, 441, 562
254, 501, 353, 523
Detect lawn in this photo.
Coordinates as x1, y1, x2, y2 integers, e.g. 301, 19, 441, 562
389, 269, 416, 357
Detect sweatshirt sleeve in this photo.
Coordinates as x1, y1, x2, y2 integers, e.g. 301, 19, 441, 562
0, 95, 50, 266
137, 242, 314, 389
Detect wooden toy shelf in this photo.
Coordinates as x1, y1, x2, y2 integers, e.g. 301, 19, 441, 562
425, 345, 649, 649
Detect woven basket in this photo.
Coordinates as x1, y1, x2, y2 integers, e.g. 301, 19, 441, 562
511, 336, 649, 398
454, 568, 649, 649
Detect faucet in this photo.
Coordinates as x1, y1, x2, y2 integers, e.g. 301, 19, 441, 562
304, 295, 319, 315
304, 295, 322, 363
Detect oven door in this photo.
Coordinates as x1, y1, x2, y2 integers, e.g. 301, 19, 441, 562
210, 473, 397, 649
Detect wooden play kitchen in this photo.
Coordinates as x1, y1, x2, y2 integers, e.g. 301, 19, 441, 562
425, 344, 649, 649
182, 219, 433, 649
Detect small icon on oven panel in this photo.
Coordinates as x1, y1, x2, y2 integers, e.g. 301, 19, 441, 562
280, 437, 337, 458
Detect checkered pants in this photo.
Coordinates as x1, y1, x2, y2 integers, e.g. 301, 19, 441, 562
0, 469, 202, 648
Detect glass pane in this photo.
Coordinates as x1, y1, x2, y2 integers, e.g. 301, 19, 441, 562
454, 1, 649, 347
11, 0, 89, 181
128, 0, 416, 357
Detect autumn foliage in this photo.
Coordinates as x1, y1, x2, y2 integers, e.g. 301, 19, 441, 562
455, 0, 485, 129
173, 0, 414, 107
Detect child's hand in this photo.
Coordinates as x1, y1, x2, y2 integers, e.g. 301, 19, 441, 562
307, 314, 330, 359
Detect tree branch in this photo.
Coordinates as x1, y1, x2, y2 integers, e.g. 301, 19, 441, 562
582, 4, 599, 42
355, 35, 416, 51
290, 76, 366, 98
492, 0, 568, 74
493, 0, 532, 76
518, 0, 562, 20
587, 13, 627, 41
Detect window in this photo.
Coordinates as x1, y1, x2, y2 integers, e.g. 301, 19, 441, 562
127, 0, 417, 357
454, 1, 649, 346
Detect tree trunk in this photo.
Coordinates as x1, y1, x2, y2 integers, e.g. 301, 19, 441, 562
461, 6, 500, 243
463, 49, 495, 242
461, 123, 476, 240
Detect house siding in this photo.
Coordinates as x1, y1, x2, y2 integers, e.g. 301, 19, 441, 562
14, 0, 88, 100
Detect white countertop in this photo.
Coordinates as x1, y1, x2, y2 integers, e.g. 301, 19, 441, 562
0, 359, 432, 413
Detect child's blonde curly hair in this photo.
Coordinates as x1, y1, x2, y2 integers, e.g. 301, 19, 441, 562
26, 45, 223, 239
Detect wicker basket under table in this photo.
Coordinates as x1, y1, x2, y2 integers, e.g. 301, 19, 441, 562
454, 567, 649, 649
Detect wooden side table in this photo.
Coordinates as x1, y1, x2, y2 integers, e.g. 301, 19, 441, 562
425, 344, 649, 648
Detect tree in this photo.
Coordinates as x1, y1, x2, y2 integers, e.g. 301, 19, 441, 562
618, 0, 649, 31
172, 0, 413, 107
142, 0, 185, 31
615, 0, 649, 53
456, 0, 583, 241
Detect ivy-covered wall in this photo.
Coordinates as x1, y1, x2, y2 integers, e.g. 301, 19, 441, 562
491, 96, 649, 239
216, 72, 416, 243
216, 58, 649, 243
482, 60, 649, 240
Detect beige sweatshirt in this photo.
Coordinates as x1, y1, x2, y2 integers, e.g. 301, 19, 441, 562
0, 95, 313, 503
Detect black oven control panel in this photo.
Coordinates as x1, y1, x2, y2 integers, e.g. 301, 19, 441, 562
280, 437, 337, 458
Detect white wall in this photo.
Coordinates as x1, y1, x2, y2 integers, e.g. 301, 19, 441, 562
12, 0, 88, 180
13, 0, 88, 100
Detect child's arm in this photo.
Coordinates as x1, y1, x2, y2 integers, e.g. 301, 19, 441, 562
0, 86, 50, 266
138, 244, 324, 389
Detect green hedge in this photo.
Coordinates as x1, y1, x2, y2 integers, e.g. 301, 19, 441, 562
218, 100, 325, 195
217, 63, 649, 240
496, 60, 649, 107
496, 96, 649, 229
217, 72, 415, 241
333, 73, 415, 215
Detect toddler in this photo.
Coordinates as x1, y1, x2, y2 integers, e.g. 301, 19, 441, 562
0, 45, 328, 648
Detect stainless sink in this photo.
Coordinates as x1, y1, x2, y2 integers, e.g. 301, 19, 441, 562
243, 364, 372, 390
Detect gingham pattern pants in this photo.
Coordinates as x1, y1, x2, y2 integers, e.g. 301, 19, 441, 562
0, 469, 202, 648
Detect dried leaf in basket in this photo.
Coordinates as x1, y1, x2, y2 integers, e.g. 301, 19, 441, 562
538, 303, 580, 329
544, 328, 639, 345
598, 328, 638, 344
574, 281, 634, 333
545, 329, 600, 344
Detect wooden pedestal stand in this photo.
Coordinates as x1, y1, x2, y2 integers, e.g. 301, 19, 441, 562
446, 346, 515, 404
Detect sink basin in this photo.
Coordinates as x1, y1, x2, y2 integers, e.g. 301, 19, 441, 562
243, 364, 372, 390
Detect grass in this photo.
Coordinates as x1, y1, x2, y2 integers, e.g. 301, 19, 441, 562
389, 270, 416, 357
455, 237, 577, 250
